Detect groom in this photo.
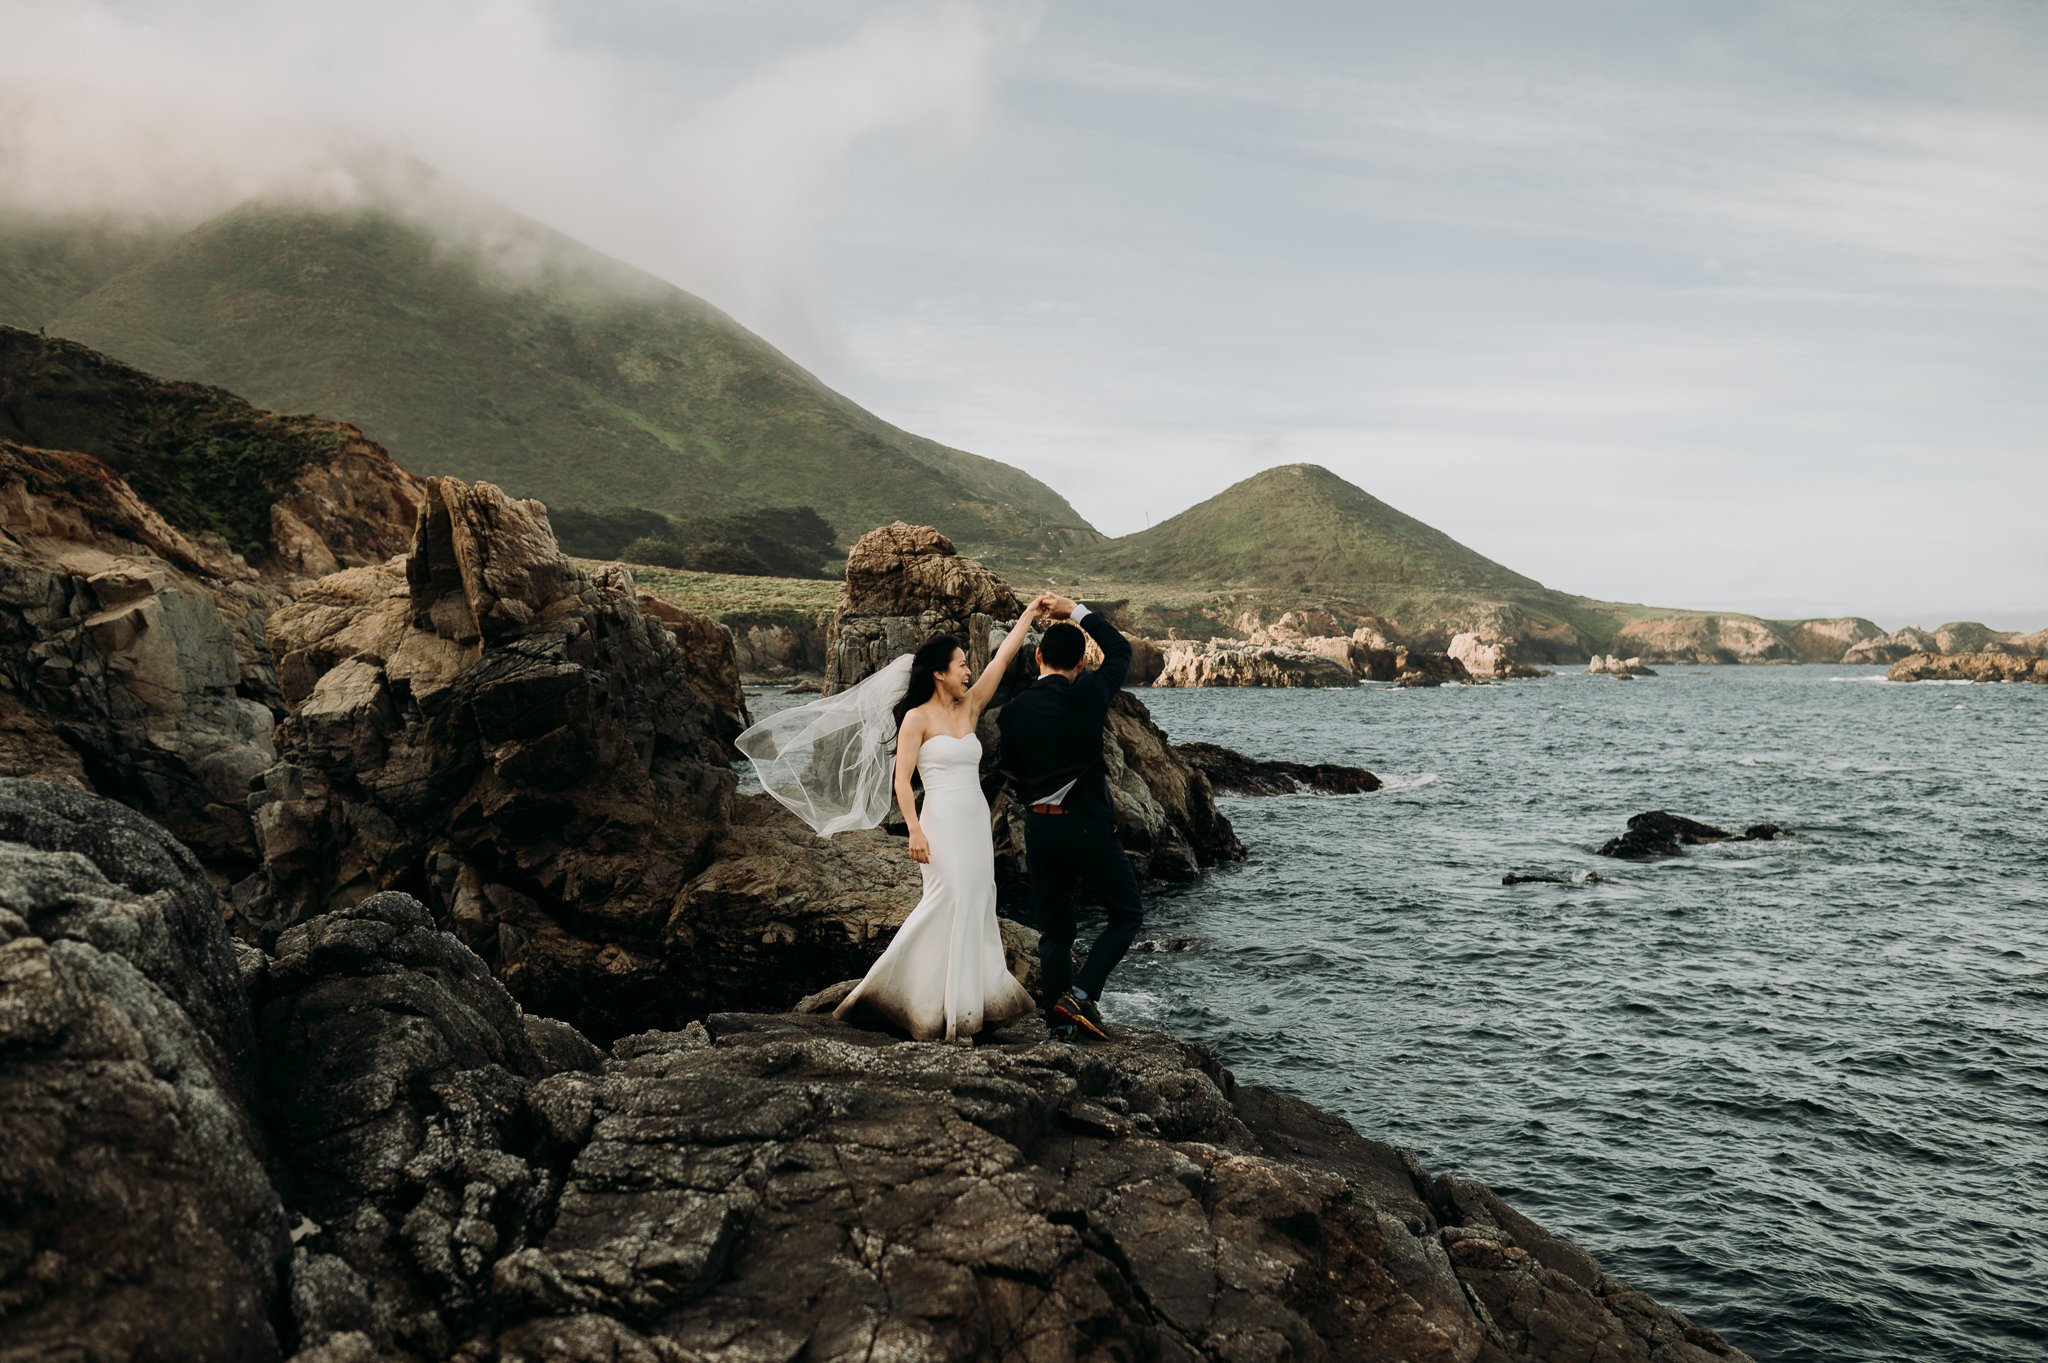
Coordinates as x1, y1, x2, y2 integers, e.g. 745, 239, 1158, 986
999, 593, 1139, 1042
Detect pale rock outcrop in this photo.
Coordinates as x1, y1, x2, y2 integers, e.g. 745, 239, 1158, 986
1587, 654, 1656, 679
1609, 616, 1791, 665
1886, 652, 2048, 684
1449, 631, 1552, 680
1153, 639, 1359, 688
1785, 617, 1885, 663
1843, 626, 1938, 665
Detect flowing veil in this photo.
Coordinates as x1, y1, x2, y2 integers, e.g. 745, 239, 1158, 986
735, 655, 914, 836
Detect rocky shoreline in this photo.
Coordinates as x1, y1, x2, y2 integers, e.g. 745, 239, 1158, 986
2, 780, 1753, 1363
0, 342, 1758, 1358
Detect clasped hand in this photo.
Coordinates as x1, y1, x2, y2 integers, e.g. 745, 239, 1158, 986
1028, 592, 1076, 621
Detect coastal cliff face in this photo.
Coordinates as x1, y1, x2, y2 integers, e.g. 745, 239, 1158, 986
1609, 616, 1794, 665
0, 780, 1756, 1363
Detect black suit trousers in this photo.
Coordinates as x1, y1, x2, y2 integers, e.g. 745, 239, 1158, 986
1026, 813, 1144, 1003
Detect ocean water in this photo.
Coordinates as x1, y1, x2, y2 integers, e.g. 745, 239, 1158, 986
1108, 667, 2048, 1363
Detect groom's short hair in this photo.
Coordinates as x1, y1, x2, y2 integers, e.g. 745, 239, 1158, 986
1038, 621, 1086, 670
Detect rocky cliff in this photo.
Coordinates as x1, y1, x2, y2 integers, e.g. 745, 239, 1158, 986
0, 780, 1755, 1363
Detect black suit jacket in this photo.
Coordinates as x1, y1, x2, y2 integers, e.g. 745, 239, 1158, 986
997, 609, 1131, 823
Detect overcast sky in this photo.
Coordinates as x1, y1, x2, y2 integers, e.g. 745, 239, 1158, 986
6, 1, 2045, 627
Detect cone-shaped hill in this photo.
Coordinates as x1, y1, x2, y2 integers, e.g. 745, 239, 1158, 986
1072, 463, 1541, 594
1, 196, 1097, 559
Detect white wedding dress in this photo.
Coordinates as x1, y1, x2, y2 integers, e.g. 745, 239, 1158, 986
834, 732, 1037, 1041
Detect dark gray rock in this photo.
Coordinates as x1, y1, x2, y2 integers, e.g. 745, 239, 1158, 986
1178, 740, 1383, 796
0, 778, 290, 1362
1598, 811, 1792, 859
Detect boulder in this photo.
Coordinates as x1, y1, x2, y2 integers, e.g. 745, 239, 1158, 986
1597, 811, 1790, 859
826, 523, 1021, 692
1392, 646, 1472, 687
248, 478, 738, 1036
1178, 740, 1383, 796
1448, 631, 1552, 680
0, 779, 291, 1361
252, 891, 584, 1358
1886, 651, 2048, 684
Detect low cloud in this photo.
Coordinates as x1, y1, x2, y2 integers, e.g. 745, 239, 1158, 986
0, 0, 1006, 341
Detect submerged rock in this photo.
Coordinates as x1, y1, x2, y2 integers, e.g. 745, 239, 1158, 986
1597, 811, 1790, 859
1178, 740, 1383, 796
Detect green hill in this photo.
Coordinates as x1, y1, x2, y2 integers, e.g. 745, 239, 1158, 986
1068, 463, 1541, 593
0, 197, 1097, 558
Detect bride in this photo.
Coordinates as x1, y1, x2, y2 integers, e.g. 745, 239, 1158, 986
736, 598, 1052, 1041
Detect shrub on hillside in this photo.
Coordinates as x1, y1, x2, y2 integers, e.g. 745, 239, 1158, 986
619, 535, 691, 568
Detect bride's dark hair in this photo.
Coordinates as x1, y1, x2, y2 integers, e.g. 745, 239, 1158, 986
892, 634, 965, 735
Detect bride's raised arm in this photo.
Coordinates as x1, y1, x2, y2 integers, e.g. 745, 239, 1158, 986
967, 596, 1045, 716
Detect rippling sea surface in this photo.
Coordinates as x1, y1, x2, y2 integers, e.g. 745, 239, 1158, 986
1106, 667, 2047, 1363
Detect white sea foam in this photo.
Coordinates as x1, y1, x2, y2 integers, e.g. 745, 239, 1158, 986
1376, 772, 1441, 792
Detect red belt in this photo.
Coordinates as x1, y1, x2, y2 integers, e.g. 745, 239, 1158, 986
1029, 803, 1068, 815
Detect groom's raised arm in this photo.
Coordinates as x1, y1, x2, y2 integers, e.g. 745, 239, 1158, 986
1072, 603, 1131, 696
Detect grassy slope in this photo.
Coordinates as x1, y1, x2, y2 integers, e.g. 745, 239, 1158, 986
0, 325, 352, 556
15, 200, 1097, 558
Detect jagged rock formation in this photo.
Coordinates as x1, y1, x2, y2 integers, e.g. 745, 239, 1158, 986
1448, 631, 1552, 680
1178, 741, 1383, 796
1597, 812, 1787, 859
0, 783, 1756, 1362
1586, 654, 1657, 679
247, 478, 742, 1034
0, 334, 426, 871
633, 590, 751, 751
1886, 651, 2048, 684
1, 441, 279, 865
1153, 639, 1360, 688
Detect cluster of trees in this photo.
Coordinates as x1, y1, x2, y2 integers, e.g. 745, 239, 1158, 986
549, 504, 841, 579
